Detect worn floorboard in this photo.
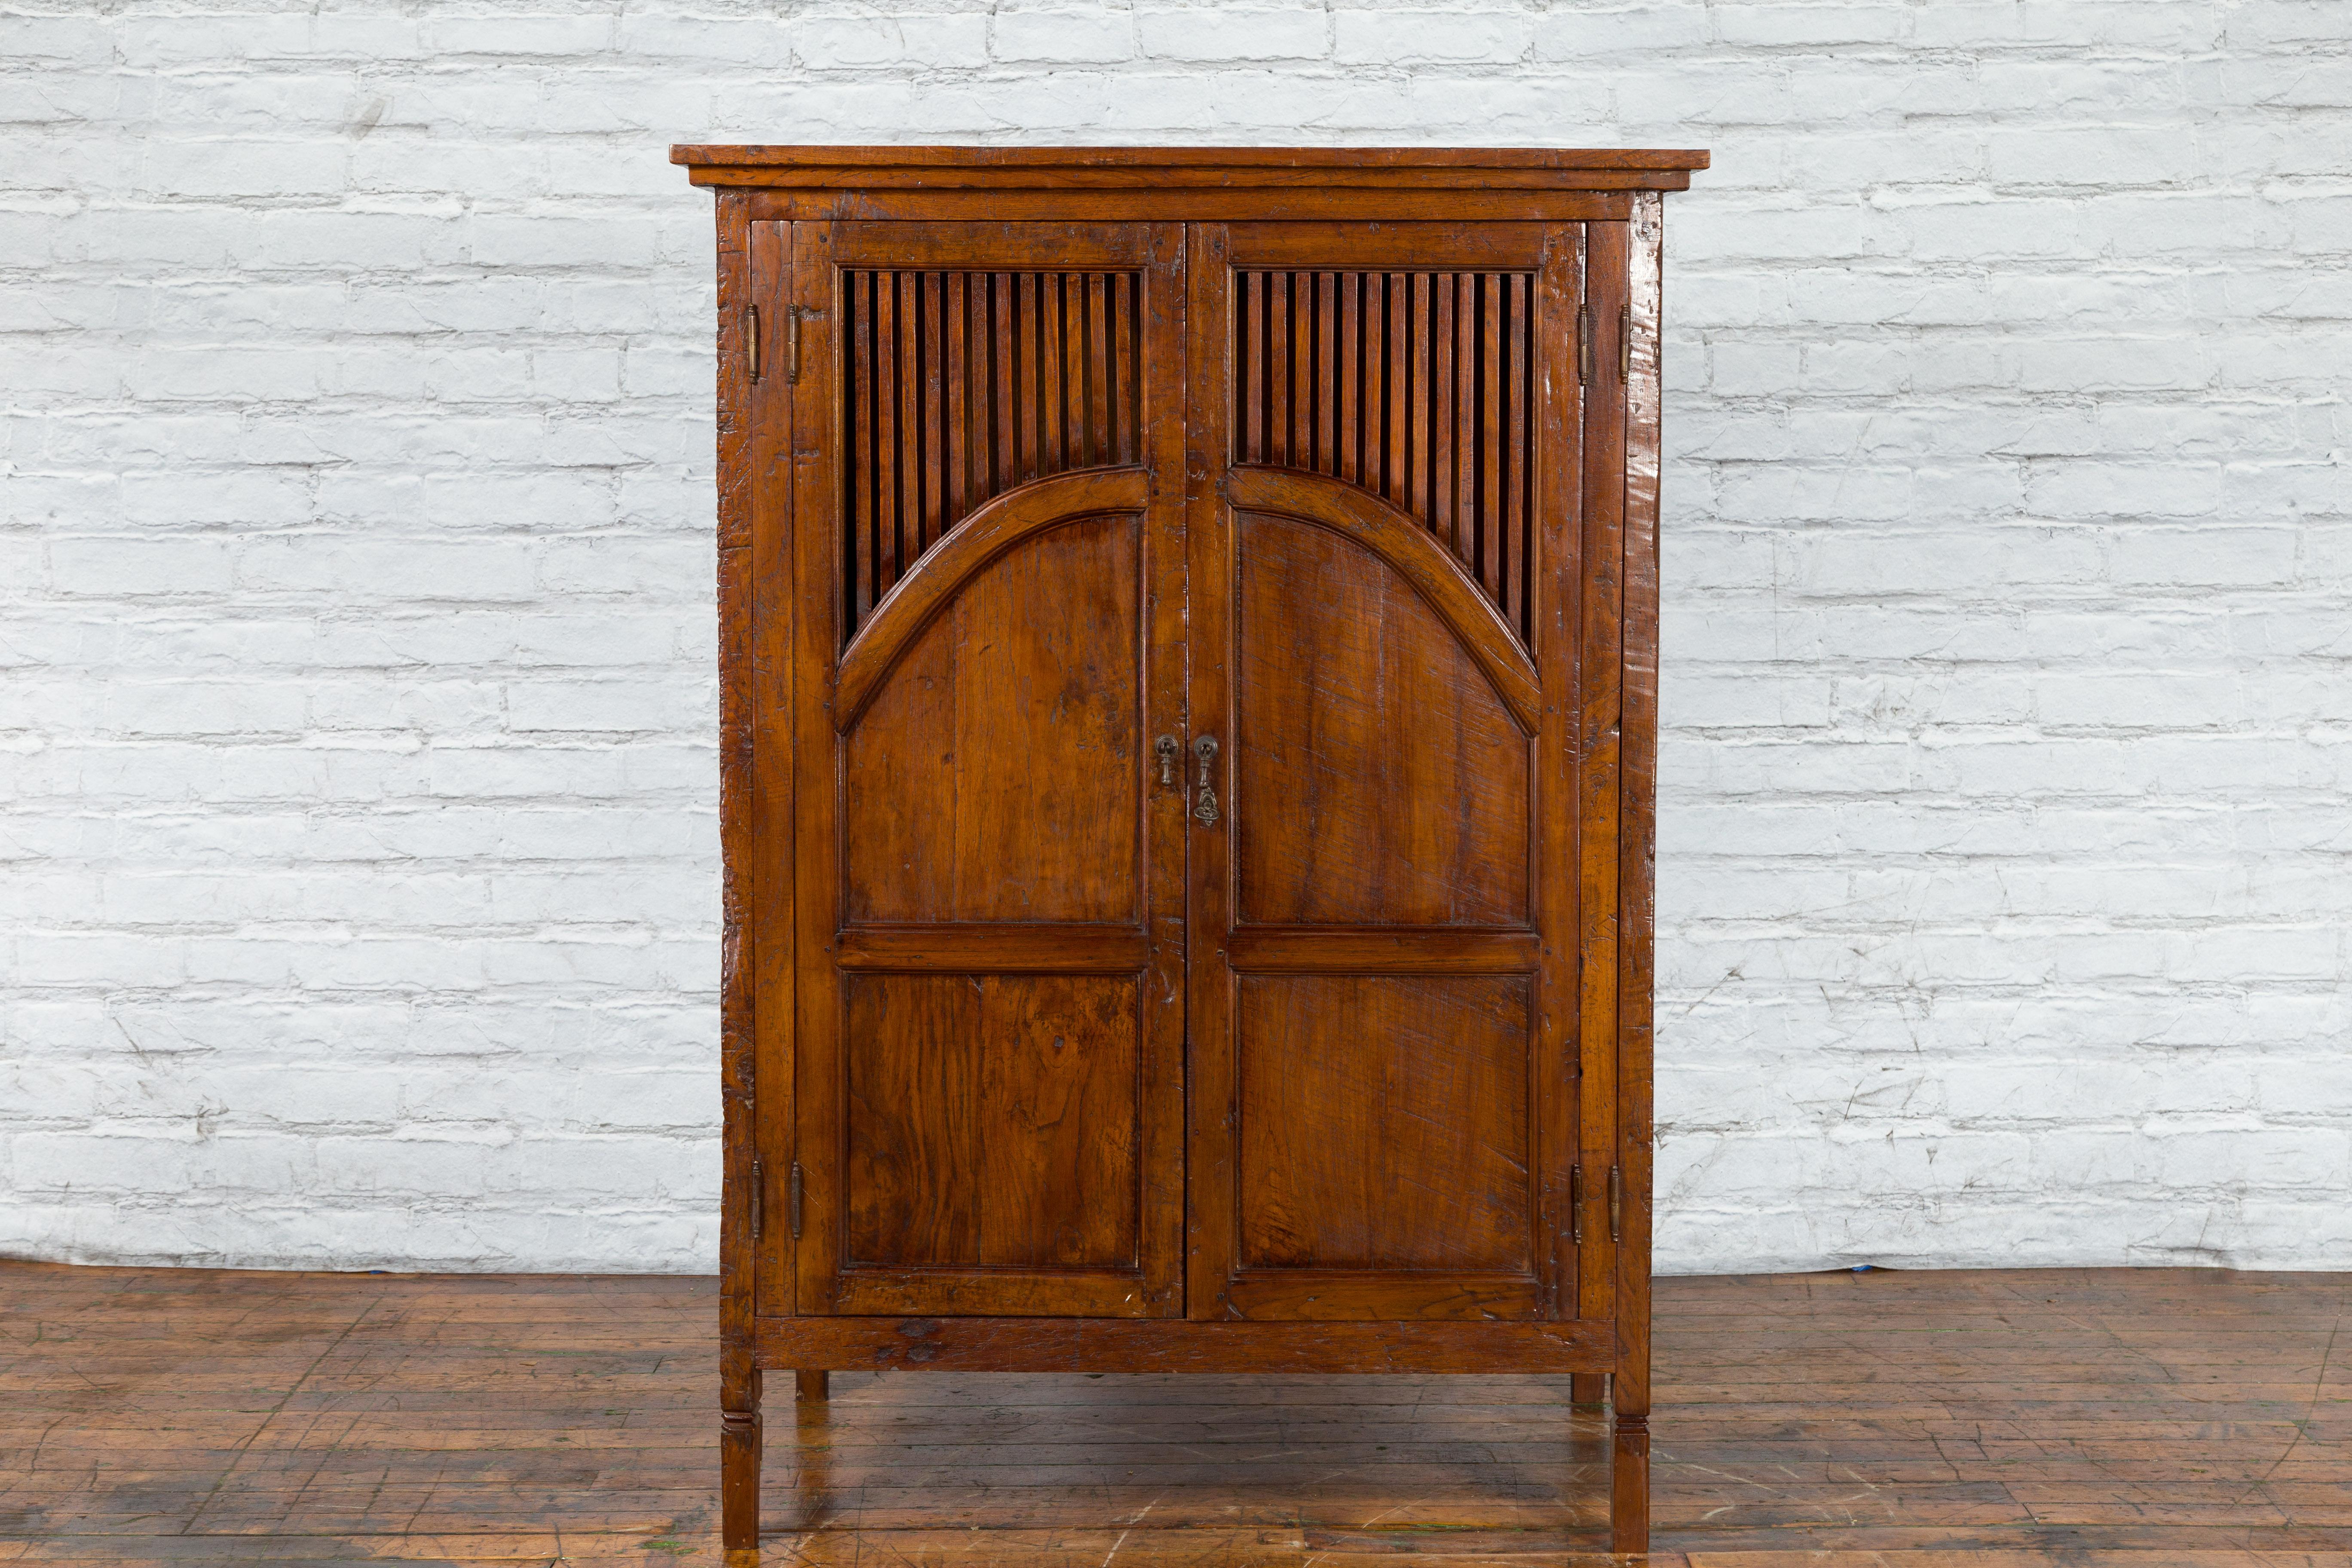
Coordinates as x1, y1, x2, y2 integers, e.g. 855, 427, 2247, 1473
0, 1263, 2344, 1565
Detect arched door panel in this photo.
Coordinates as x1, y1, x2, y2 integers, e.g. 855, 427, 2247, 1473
1234, 507, 1532, 929
844, 510, 1142, 925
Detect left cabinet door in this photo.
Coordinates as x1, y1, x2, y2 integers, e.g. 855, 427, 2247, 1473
771, 221, 1191, 1317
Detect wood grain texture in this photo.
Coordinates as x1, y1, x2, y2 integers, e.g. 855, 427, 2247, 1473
841, 511, 1141, 925
743, 187, 1645, 224
1224, 925, 1539, 974
833, 466, 1147, 726
670, 145, 1713, 178
1234, 974, 1534, 1278
720, 169, 1690, 1557
1225, 466, 1538, 729
713, 189, 763, 1560
750, 220, 800, 1330
4, 1262, 2344, 1565
1231, 270, 1538, 640
1231, 506, 1532, 927
1180, 220, 1242, 1326
834, 923, 1148, 973
792, 220, 1189, 1347
842, 973, 1141, 1278
839, 265, 1144, 635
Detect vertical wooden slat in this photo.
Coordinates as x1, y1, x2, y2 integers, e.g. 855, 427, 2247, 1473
1061, 271, 1081, 473
1392, 276, 1411, 527
921, 271, 944, 558
1015, 272, 1041, 483
1384, 271, 1408, 507
1430, 273, 1456, 551
1453, 274, 1478, 571
1238, 271, 1261, 466
873, 270, 901, 599
943, 272, 968, 533
1509, 273, 1532, 640
1087, 273, 1111, 472
1268, 271, 1293, 469
1112, 272, 1136, 464
1042, 271, 1063, 474
896, 272, 921, 581
1482, 272, 1506, 606
992, 273, 1020, 496
1129, 270, 1146, 462
848, 271, 875, 634
1301, 270, 1317, 468
1335, 273, 1359, 486
1314, 272, 1336, 475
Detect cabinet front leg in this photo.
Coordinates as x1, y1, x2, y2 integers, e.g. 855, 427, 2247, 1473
1609, 1408, 1650, 1555
720, 1403, 762, 1566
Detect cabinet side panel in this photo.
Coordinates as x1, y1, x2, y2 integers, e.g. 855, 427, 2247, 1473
1533, 224, 1586, 1318
714, 190, 761, 1467
1616, 192, 1664, 1412
1576, 224, 1629, 1331
750, 220, 796, 1320
790, 222, 847, 1315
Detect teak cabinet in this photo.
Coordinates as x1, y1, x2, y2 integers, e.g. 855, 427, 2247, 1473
671, 145, 1706, 1561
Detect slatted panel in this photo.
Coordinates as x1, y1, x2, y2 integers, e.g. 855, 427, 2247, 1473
842, 270, 1144, 641
1233, 271, 1539, 644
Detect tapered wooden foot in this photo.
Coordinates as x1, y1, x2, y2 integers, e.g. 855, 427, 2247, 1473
1571, 1372, 1608, 1408
1610, 1409, 1650, 1554
795, 1369, 829, 1401
721, 1405, 760, 1565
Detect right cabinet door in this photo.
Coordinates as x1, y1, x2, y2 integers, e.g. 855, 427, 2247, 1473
1183, 221, 1622, 1322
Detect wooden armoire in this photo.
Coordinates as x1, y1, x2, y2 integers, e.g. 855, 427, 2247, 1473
671, 145, 1706, 1561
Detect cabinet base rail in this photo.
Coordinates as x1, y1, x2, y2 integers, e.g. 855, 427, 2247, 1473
754, 1314, 1614, 1374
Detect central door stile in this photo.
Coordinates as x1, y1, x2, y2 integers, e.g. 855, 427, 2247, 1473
1182, 222, 1238, 1321
787, 221, 1190, 1319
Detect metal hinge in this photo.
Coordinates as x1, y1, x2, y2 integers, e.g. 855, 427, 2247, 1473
746, 305, 760, 383
788, 1161, 804, 1240
1577, 304, 1591, 386
750, 1157, 763, 1240
1570, 1164, 1583, 1246
1620, 305, 1632, 381
1608, 1164, 1623, 1244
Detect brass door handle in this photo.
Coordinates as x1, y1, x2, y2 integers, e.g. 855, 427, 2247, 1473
1191, 735, 1219, 826
1155, 735, 1178, 787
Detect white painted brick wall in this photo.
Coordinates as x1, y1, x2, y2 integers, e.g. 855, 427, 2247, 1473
4, 0, 2346, 1274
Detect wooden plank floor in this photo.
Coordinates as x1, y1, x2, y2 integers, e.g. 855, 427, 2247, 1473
0, 1263, 2343, 1566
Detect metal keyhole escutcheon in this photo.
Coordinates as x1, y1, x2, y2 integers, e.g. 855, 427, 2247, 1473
1191, 735, 1220, 826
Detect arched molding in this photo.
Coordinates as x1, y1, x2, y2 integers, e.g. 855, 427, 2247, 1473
1225, 466, 1540, 734
834, 467, 1149, 731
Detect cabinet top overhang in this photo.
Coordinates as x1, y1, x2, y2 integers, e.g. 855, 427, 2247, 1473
669, 144, 1711, 195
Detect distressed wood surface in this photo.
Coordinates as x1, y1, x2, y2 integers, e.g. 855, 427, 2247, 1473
2, 1262, 2344, 1565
